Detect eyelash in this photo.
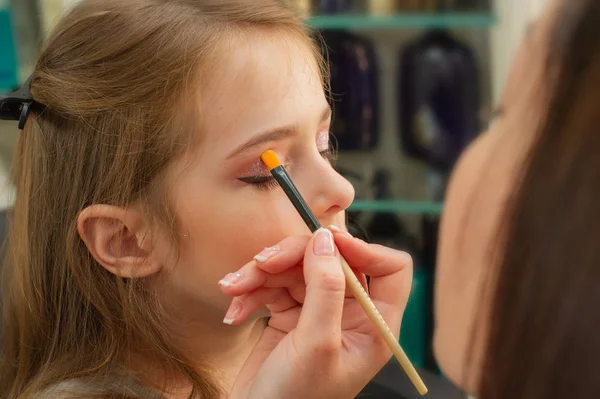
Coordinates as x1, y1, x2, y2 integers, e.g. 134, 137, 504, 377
239, 149, 338, 191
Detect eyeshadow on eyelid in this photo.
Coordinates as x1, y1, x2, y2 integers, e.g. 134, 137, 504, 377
243, 160, 270, 176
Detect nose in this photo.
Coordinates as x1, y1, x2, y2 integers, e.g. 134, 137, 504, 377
297, 156, 355, 225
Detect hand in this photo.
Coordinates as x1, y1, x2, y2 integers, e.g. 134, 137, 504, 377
219, 228, 413, 399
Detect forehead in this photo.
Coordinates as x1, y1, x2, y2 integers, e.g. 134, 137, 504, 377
198, 31, 325, 147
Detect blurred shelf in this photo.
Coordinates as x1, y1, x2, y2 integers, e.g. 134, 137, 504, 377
348, 200, 444, 214
0, 10, 18, 91
307, 12, 496, 30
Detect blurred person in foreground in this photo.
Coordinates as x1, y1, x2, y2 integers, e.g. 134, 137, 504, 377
434, 0, 600, 398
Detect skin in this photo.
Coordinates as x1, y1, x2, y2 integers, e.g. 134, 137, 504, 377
433, 0, 563, 393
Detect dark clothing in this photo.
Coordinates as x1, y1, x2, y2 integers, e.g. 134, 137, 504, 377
361, 360, 463, 398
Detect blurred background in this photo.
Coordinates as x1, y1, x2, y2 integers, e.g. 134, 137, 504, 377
0, 0, 547, 382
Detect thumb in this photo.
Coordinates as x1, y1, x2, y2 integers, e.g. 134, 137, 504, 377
296, 228, 346, 347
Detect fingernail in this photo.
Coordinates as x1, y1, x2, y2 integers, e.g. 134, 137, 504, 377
329, 224, 353, 237
253, 246, 280, 263
223, 300, 243, 325
218, 272, 243, 288
313, 228, 336, 256
399, 251, 413, 264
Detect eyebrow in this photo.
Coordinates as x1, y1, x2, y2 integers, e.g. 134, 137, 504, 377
227, 105, 332, 160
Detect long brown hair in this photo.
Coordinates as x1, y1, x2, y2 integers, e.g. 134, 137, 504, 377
479, 1, 600, 398
0, 1, 322, 397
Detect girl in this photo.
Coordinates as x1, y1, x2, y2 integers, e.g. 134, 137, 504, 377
0, 0, 411, 398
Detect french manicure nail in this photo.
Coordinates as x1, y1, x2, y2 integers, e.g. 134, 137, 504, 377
313, 228, 336, 257
329, 224, 353, 237
218, 272, 243, 287
253, 246, 281, 263
223, 300, 243, 325
399, 251, 413, 265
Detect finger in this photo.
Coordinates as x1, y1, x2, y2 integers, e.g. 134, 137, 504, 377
296, 229, 346, 350
267, 306, 302, 333
328, 227, 368, 292
219, 262, 305, 297
223, 287, 299, 326
220, 258, 357, 300
255, 235, 310, 274
218, 235, 310, 294
333, 231, 413, 331
352, 267, 369, 294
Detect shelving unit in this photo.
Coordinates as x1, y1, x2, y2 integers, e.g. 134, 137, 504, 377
305, 10, 495, 216
307, 12, 497, 30
349, 200, 443, 215
0, 7, 18, 91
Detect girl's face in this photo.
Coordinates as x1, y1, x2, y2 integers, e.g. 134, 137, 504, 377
161, 33, 354, 323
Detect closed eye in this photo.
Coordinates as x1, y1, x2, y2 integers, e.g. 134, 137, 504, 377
238, 149, 335, 191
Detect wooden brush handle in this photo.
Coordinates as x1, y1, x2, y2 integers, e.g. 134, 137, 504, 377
339, 255, 428, 396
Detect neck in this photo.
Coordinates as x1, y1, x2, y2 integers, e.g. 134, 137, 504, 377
128, 315, 267, 398
178, 316, 267, 392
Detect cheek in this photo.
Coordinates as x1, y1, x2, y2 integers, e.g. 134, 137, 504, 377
175, 188, 310, 283
160, 162, 313, 314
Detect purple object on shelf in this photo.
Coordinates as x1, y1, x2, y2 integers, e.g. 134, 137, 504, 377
318, 0, 352, 14
320, 30, 380, 151
399, 29, 481, 171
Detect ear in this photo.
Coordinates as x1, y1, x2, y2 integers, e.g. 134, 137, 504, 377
77, 205, 163, 278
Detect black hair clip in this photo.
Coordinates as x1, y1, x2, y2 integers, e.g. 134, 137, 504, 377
0, 75, 41, 130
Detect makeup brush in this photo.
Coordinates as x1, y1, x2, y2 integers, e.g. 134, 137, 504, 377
260, 150, 428, 396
